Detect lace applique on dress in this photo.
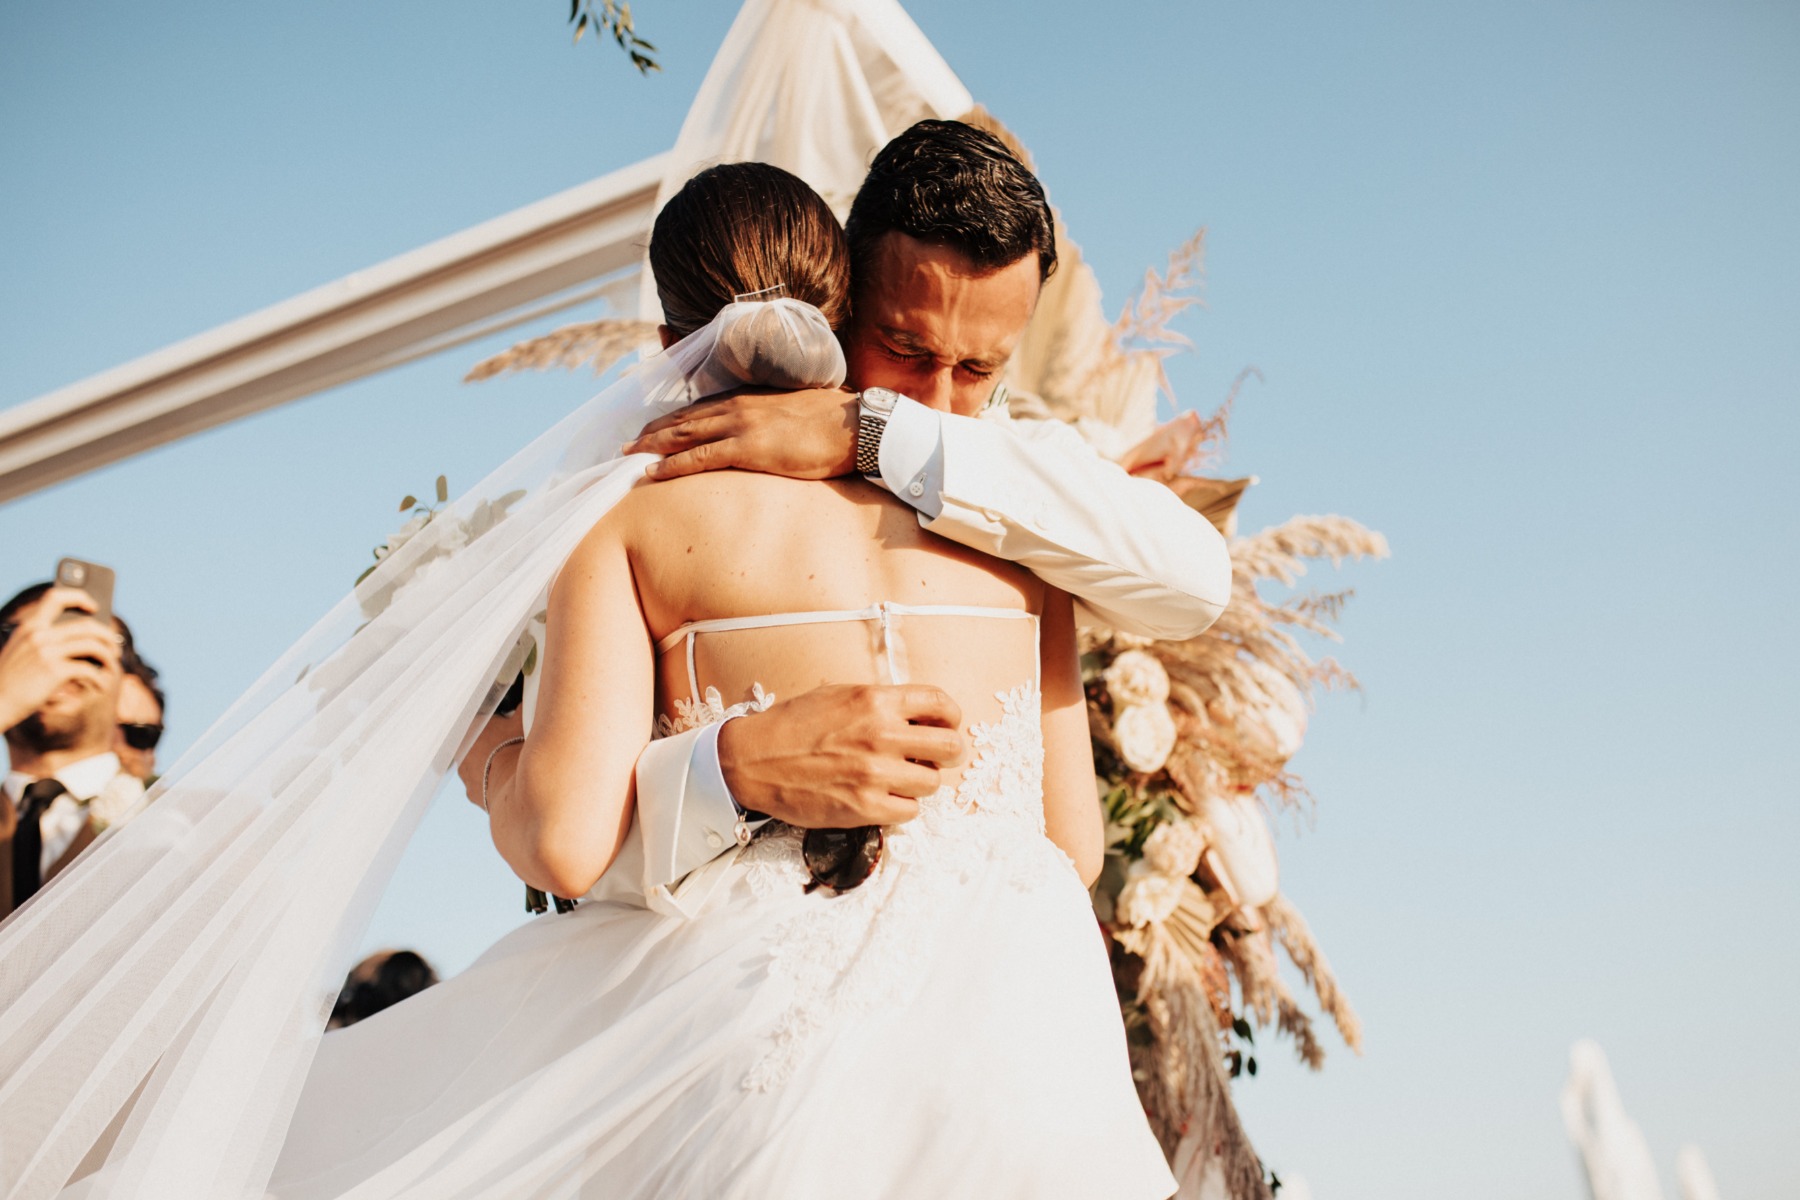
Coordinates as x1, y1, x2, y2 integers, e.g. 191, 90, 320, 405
739, 681, 1078, 1093
654, 683, 776, 738
654, 684, 810, 898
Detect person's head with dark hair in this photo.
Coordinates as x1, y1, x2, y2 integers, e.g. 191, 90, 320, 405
649, 161, 852, 342
845, 119, 1057, 288
327, 949, 439, 1030
113, 623, 165, 781
839, 120, 1055, 417
0, 583, 52, 640
0, 581, 123, 771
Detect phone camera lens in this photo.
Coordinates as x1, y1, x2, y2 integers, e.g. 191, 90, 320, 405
64, 564, 86, 585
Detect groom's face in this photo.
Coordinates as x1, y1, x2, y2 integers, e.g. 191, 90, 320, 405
844, 232, 1040, 417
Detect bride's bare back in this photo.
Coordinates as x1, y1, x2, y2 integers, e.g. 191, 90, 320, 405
621, 470, 1044, 763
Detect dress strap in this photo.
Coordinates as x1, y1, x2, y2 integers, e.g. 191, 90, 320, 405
658, 602, 1037, 697
655, 603, 1034, 655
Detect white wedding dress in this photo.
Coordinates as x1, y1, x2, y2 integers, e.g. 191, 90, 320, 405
269, 604, 1176, 1199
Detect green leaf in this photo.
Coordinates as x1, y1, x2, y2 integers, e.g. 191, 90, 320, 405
522, 641, 538, 676
435, 474, 448, 503
355, 563, 379, 585
399, 494, 417, 512
1232, 1016, 1255, 1042
1246, 1055, 1258, 1077
568, 0, 579, 22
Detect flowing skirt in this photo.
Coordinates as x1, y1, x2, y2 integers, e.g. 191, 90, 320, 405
271, 689, 1174, 1199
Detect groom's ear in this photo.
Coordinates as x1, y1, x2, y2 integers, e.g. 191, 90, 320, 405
657, 324, 678, 350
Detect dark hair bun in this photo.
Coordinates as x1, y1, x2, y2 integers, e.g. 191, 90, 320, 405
650, 164, 851, 339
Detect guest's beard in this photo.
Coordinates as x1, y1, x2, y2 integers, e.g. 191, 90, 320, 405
7, 708, 91, 758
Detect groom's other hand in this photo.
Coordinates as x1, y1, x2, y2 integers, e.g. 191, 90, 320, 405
716, 683, 965, 827
625, 387, 859, 481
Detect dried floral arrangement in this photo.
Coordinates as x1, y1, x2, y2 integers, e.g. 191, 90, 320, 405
997, 211, 1384, 1195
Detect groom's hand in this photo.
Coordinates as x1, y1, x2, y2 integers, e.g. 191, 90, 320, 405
716, 683, 966, 827
624, 387, 860, 481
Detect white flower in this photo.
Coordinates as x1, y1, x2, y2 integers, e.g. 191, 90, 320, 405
1197, 791, 1280, 910
373, 513, 431, 561
1104, 649, 1170, 707
87, 776, 145, 833
1116, 860, 1185, 927
1114, 702, 1178, 774
1142, 817, 1207, 878
1243, 659, 1309, 761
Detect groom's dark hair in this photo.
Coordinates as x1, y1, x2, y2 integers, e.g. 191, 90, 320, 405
845, 120, 1057, 290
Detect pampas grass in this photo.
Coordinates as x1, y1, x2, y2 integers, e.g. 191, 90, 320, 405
464, 318, 657, 382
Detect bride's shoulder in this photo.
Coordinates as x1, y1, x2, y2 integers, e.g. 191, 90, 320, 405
614, 470, 875, 535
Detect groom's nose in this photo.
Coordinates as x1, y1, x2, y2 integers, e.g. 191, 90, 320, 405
906, 366, 959, 414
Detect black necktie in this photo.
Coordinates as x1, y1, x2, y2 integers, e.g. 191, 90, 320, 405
12, 777, 68, 908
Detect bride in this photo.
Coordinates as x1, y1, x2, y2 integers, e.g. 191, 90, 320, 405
8, 163, 1176, 1199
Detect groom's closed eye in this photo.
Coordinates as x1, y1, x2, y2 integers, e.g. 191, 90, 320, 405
878, 335, 998, 380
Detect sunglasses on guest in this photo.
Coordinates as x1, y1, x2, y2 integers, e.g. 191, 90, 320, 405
118, 722, 163, 751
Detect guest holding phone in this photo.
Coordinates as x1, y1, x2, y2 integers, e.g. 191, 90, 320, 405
0, 575, 148, 916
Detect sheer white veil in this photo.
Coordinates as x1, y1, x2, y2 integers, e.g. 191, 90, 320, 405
0, 297, 844, 1198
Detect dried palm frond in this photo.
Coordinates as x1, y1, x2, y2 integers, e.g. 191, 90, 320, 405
1232, 516, 1391, 587
465, 318, 657, 382
1116, 229, 1207, 357
1118, 922, 1272, 1198
1265, 892, 1364, 1053
1169, 475, 1255, 535
1217, 917, 1283, 1028
1275, 985, 1328, 1071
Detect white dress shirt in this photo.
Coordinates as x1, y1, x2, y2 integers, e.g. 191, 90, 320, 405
5, 751, 128, 874
629, 396, 1234, 906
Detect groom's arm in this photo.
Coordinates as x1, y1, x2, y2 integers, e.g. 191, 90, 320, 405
630, 390, 1232, 641
871, 399, 1231, 640
632, 683, 963, 897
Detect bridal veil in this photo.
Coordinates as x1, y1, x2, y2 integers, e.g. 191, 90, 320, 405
0, 298, 844, 1198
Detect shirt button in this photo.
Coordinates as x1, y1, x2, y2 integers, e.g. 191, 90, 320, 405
908, 480, 925, 498
704, 830, 724, 850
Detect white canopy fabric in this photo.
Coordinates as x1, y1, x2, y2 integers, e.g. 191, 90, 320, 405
1562, 1039, 1667, 1200
0, 0, 971, 504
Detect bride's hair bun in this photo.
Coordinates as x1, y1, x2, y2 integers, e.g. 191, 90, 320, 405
650, 163, 851, 340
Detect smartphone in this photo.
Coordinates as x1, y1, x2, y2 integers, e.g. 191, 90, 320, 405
53, 557, 116, 629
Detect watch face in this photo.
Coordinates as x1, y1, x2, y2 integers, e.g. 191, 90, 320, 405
860, 387, 901, 415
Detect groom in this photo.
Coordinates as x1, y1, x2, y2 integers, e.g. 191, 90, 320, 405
483, 121, 1231, 909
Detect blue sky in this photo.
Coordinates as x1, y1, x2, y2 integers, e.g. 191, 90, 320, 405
3, 2, 1796, 1196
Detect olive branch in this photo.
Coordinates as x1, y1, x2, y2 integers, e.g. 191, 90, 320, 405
568, 1, 659, 74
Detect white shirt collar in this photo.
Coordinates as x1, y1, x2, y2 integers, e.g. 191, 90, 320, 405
4, 751, 123, 804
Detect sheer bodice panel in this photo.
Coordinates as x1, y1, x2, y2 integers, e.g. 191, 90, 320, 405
652, 604, 1041, 790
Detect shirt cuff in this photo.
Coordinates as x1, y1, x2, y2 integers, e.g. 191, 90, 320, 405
873, 395, 946, 520
689, 716, 767, 849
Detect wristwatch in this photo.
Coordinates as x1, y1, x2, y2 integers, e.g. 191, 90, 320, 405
855, 387, 902, 478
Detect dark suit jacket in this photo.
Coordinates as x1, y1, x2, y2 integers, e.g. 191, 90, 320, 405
0, 787, 110, 920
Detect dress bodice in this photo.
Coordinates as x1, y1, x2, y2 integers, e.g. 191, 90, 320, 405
655, 600, 1040, 703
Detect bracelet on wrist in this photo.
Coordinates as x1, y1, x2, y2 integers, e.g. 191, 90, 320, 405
481, 736, 526, 812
